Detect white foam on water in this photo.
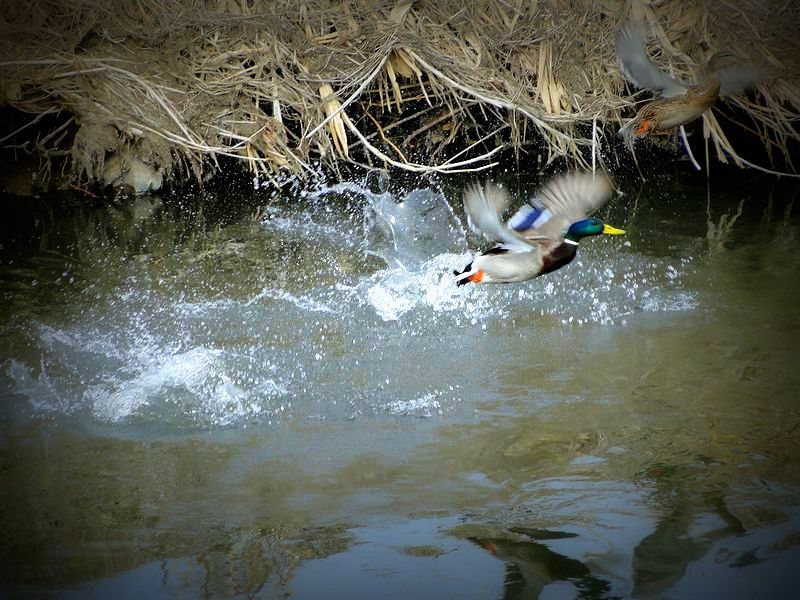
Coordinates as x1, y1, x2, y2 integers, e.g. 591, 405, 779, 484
88, 347, 219, 421
86, 345, 287, 423
386, 393, 442, 417
365, 278, 418, 321
361, 253, 502, 322
10, 307, 290, 426
247, 286, 336, 313
177, 288, 338, 317
175, 298, 237, 316
359, 247, 697, 326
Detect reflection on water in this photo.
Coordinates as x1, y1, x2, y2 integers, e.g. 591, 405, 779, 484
467, 527, 611, 599
1, 171, 799, 598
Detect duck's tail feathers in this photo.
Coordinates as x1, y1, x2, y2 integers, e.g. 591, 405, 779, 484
618, 118, 640, 140
454, 261, 476, 286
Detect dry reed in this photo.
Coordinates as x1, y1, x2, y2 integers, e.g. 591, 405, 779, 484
1, 0, 798, 187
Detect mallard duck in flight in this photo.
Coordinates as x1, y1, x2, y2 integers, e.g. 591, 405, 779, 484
615, 22, 761, 138
454, 172, 624, 285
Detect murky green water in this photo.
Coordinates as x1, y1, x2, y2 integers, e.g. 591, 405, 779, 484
1, 170, 799, 598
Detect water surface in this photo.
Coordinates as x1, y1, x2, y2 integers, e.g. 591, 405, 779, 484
1, 171, 799, 598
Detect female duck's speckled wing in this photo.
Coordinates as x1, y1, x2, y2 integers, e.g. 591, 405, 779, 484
462, 181, 534, 253
508, 172, 613, 243
615, 23, 687, 98
702, 51, 762, 97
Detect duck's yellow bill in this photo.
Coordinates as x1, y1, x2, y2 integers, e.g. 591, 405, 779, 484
602, 224, 625, 235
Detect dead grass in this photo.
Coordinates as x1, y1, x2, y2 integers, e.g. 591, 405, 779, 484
1, 0, 798, 186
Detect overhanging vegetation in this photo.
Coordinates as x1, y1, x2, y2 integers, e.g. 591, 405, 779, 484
1, 0, 799, 189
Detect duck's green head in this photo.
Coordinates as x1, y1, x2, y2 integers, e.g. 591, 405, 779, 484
565, 218, 625, 242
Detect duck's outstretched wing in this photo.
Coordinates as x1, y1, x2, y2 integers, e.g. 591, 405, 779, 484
616, 23, 687, 98
510, 172, 613, 242
463, 181, 534, 253
717, 64, 762, 97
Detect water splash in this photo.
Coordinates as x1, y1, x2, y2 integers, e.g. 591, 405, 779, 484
87, 347, 224, 421
261, 204, 359, 246
8, 302, 288, 426
362, 187, 468, 270
246, 287, 337, 313
323, 179, 698, 326
387, 393, 443, 417
358, 248, 695, 326
1, 177, 700, 429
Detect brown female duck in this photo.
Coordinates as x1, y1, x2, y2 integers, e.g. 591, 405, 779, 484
615, 23, 760, 138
